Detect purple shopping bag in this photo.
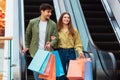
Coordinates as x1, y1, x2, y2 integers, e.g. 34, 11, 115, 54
84, 58, 93, 80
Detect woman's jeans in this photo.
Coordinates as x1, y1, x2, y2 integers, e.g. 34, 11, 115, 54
58, 48, 76, 75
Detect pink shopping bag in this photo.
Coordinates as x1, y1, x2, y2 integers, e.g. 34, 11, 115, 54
67, 59, 85, 80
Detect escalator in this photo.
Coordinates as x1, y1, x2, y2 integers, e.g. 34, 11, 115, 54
23, 0, 119, 80
79, 0, 120, 79
23, 0, 56, 79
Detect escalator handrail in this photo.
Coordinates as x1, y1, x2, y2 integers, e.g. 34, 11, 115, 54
53, 0, 61, 21
19, 0, 25, 48
58, 0, 66, 13
76, 0, 95, 49
108, 52, 117, 79
88, 42, 116, 80
68, 0, 89, 51
97, 50, 117, 80
18, 0, 27, 80
101, 0, 120, 44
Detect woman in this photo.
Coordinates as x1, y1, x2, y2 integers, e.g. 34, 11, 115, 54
57, 12, 84, 79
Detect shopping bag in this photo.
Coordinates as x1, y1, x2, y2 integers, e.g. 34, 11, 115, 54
67, 58, 85, 80
38, 54, 56, 80
52, 50, 65, 77
28, 50, 50, 74
84, 58, 93, 80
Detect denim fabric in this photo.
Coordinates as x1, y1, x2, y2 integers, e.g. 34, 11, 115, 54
33, 71, 42, 80
58, 48, 76, 75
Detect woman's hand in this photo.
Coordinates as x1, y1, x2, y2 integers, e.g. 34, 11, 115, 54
51, 35, 56, 40
76, 53, 85, 60
79, 53, 85, 58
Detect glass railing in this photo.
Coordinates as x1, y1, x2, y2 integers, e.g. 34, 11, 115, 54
0, 36, 12, 80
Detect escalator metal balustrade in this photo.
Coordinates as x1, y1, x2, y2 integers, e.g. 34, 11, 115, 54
79, 0, 120, 79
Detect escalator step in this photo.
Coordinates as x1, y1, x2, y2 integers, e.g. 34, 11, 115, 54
24, 5, 39, 13
109, 50, 120, 54
80, 0, 99, 4
94, 41, 120, 50
114, 53, 120, 60
116, 60, 120, 68
89, 25, 113, 33
83, 11, 107, 18
25, 13, 40, 20
25, 12, 56, 23
80, 4, 103, 11
117, 70, 120, 79
24, 0, 52, 6
91, 33, 117, 41
86, 18, 109, 25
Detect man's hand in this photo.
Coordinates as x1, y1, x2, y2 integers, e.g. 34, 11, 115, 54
45, 41, 50, 51
21, 48, 29, 54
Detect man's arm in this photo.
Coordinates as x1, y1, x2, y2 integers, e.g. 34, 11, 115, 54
22, 20, 32, 53
25, 20, 32, 48
50, 23, 58, 47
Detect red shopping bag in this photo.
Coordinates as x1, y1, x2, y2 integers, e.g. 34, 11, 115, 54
67, 58, 85, 80
38, 54, 56, 80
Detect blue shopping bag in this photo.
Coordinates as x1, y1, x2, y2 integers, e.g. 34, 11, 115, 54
28, 50, 51, 74
52, 50, 65, 77
84, 58, 93, 80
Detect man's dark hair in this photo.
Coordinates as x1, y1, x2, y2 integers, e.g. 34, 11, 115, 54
39, 3, 53, 11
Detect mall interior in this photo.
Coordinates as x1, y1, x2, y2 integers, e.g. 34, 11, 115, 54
0, 0, 120, 80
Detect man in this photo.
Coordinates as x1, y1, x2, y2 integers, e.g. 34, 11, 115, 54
22, 3, 58, 80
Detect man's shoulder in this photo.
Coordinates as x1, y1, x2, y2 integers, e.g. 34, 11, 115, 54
49, 19, 56, 25
29, 17, 39, 23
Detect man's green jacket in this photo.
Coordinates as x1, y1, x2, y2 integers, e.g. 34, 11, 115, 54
25, 17, 58, 57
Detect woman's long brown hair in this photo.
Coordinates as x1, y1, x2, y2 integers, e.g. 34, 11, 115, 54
57, 12, 75, 37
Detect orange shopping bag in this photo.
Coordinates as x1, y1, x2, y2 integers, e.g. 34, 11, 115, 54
38, 54, 56, 80
67, 58, 85, 80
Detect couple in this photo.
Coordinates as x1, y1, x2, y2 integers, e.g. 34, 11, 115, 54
22, 3, 84, 80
